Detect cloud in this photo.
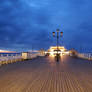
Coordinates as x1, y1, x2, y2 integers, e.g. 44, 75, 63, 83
0, 0, 92, 51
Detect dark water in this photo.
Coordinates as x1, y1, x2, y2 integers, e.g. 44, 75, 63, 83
0, 53, 21, 57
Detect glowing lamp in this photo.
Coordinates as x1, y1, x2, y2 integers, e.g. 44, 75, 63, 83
52, 32, 55, 37
60, 32, 63, 36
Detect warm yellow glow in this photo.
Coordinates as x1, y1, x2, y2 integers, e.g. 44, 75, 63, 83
45, 46, 70, 57
0, 50, 15, 53
49, 46, 66, 52
50, 46, 65, 50
65, 51, 69, 54
50, 52, 54, 56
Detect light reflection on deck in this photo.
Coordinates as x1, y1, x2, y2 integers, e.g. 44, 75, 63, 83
0, 56, 92, 92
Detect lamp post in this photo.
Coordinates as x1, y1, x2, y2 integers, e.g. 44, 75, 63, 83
52, 29, 63, 62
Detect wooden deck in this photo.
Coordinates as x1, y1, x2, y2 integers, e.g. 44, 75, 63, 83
0, 56, 92, 92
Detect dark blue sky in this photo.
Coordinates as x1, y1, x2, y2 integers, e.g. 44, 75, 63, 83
0, 0, 92, 52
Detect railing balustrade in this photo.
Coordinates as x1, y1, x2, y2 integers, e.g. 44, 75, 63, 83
77, 53, 92, 60
0, 52, 43, 66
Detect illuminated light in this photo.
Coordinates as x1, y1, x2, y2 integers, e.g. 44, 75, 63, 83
49, 46, 65, 52
52, 32, 55, 37
60, 32, 63, 36
46, 46, 70, 57
45, 52, 47, 54
50, 52, 54, 56
65, 51, 69, 54
60, 52, 63, 56
0, 50, 15, 53
49, 46, 66, 52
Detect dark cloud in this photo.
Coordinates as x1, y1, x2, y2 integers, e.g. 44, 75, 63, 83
0, 0, 92, 51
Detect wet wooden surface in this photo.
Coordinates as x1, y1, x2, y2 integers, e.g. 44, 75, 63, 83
0, 56, 92, 92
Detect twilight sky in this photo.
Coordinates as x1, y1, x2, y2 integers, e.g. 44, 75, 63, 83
0, 0, 92, 52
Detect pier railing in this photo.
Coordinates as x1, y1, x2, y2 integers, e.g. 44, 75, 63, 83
0, 52, 44, 66
77, 53, 92, 60
0, 53, 22, 66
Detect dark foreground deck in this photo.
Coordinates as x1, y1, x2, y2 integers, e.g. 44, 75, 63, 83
0, 56, 92, 92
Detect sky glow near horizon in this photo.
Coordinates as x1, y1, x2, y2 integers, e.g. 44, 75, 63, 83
0, 0, 92, 52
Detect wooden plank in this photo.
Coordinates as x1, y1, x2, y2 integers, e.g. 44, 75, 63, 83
0, 56, 92, 92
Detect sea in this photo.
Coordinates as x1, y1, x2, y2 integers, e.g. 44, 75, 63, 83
0, 53, 21, 57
